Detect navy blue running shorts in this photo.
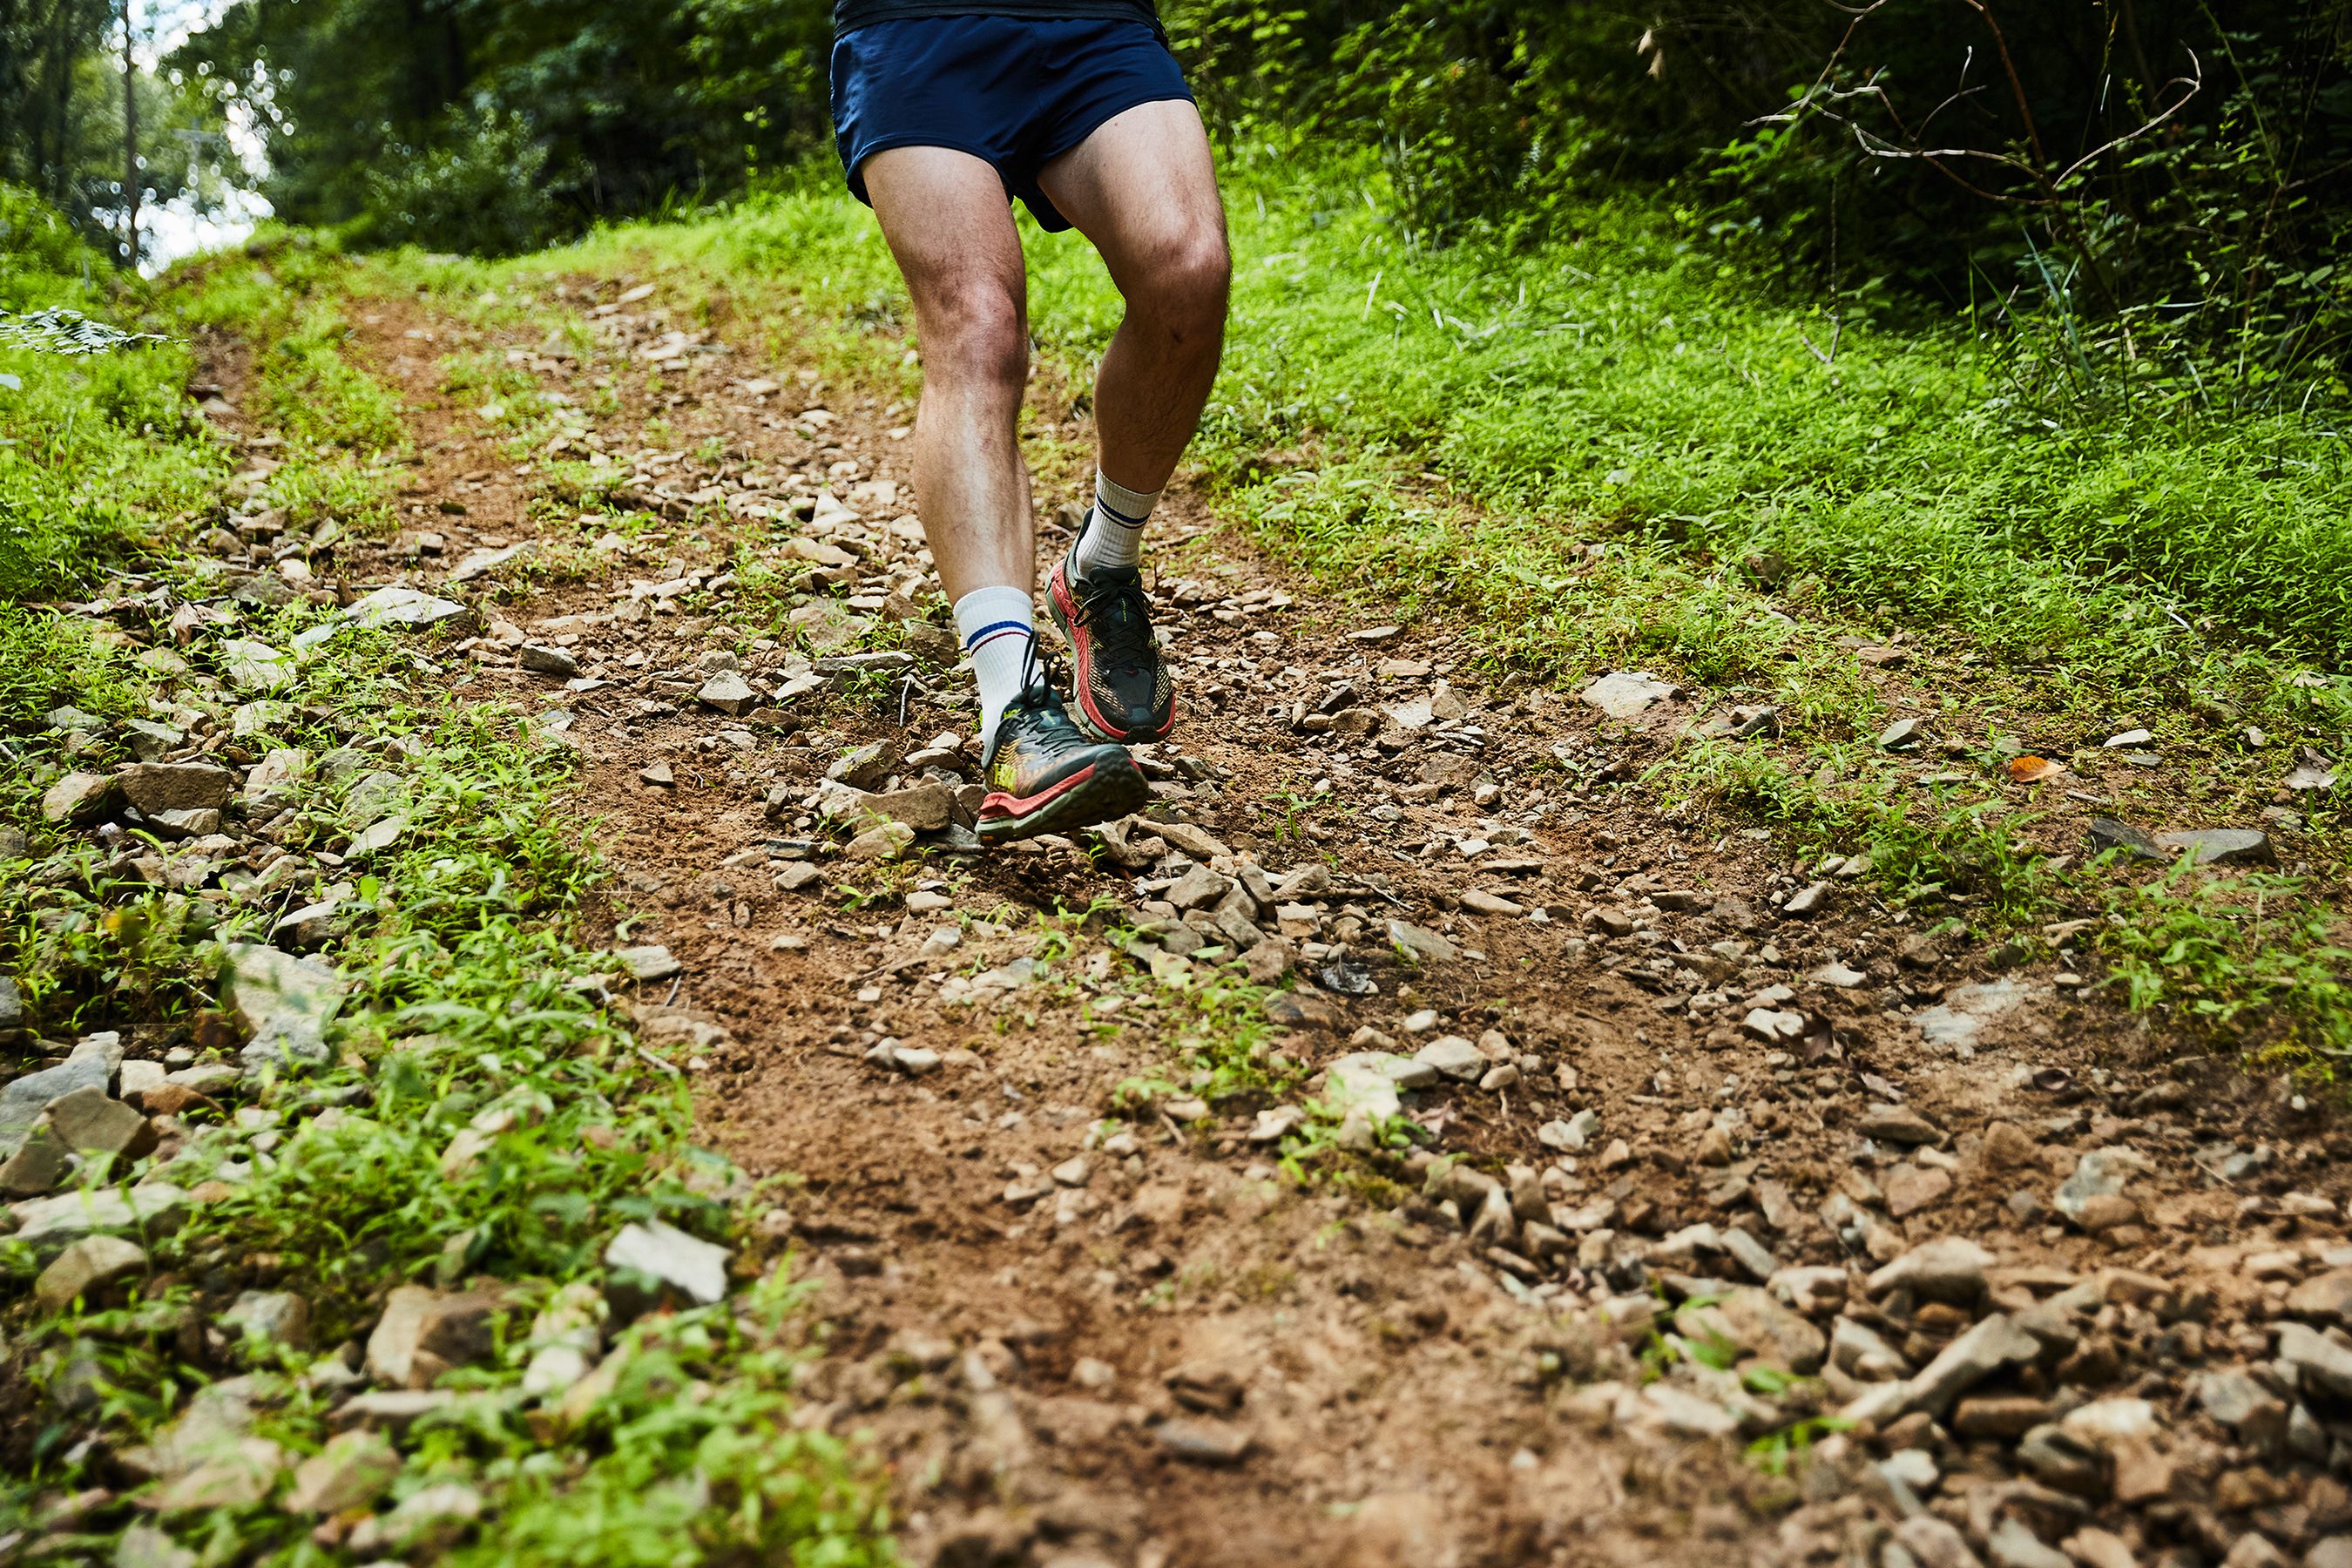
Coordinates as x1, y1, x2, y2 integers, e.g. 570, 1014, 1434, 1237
830, 16, 1193, 233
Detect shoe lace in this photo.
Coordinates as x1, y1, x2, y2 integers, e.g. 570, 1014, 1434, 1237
1071, 571, 1155, 669
1016, 636, 1069, 713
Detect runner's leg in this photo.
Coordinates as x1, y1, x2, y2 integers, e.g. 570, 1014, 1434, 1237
1035, 98, 1231, 500
862, 145, 1035, 605
863, 146, 1038, 741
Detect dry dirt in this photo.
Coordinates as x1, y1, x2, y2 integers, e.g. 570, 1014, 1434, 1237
271, 276, 2352, 1568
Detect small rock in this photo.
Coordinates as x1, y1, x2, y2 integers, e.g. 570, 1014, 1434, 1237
365, 1286, 503, 1389
1860, 1104, 1943, 1146
2054, 1147, 2146, 1228
219, 1289, 311, 1353
1781, 882, 1831, 917
1413, 1036, 1486, 1081
616, 944, 683, 983
1386, 921, 1458, 964
605, 1219, 731, 1308
40, 770, 115, 824
345, 585, 468, 631
1580, 671, 1677, 720
1868, 1237, 1992, 1303
220, 943, 350, 1068
519, 643, 579, 678
1156, 1416, 1253, 1464
1878, 717, 1928, 750
41, 1085, 157, 1160
2153, 827, 2271, 866
845, 821, 916, 861
285, 1429, 401, 1515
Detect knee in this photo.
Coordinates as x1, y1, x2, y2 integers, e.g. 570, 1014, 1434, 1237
1139, 231, 1232, 340
923, 278, 1029, 392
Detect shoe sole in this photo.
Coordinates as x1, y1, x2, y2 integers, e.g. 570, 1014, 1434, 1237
1047, 561, 1176, 747
977, 751, 1151, 844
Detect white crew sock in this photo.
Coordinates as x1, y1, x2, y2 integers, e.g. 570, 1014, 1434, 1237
1071, 469, 1159, 580
954, 585, 1035, 747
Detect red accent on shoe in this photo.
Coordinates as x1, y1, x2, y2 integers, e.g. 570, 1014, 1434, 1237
979, 762, 1096, 819
1049, 558, 1174, 743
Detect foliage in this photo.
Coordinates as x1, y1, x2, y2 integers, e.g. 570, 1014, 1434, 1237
361, 107, 565, 258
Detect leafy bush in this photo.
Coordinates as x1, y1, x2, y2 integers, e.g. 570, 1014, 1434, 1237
363, 109, 566, 259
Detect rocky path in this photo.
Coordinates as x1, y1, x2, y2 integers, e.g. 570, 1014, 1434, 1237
233, 276, 2352, 1565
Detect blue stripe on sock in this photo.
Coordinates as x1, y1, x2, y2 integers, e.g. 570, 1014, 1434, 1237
963, 619, 1032, 649
1094, 499, 1149, 529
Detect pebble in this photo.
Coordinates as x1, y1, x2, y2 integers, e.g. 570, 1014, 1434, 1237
605, 1220, 733, 1308
34, 1234, 147, 1313
1412, 1035, 1486, 1082
1155, 1416, 1253, 1464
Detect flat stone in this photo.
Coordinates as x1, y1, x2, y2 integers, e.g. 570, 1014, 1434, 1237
1878, 717, 1928, 749
1630, 1382, 1740, 1438
220, 943, 349, 1068
2288, 1269, 2352, 1328
1412, 1035, 1487, 1082
605, 1219, 731, 1307
615, 944, 682, 982
1386, 920, 1458, 964
285, 1429, 400, 1515
1781, 882, 1831, 916
365, 1285, 503, 1389
9, 1183, 186, 1254
345, 585, 468, 631
328, 1389, 458, 1434
1952, 1394, 2051, 1439
1156, 1416, 1253, 1464
34, 1234, 147, 1312
2153, 827, 2271, 866
518, 643, 578, 677
220, 639, 297, 693
42, 1085, 156, 1161
1884, 1164, 1953, 1219
41, 770, 114, 824
860, 783, 956, 832
1861, 1103, 1943, 1146
0, 1049, 113, 1152
1869, 1237, 1993, 1303
845, 821, 916, 861
149, 1436, 285, 1513
1581, 671, 1677, 720
1903, 1313, 2043, 1417
219, 1289, 311, 1352
696, 672, 758, 715
116, 762, 233, 816
0, 1125, 70, 1196
2279, 1321, 2352, 1401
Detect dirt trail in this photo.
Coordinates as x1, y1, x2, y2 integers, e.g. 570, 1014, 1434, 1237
318, 280, 2351, 1568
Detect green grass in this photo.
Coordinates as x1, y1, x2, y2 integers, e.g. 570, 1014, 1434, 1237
0, 209, 892, 1565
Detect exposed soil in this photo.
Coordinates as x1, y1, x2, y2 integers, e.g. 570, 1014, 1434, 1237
280, 276, 2352, 1567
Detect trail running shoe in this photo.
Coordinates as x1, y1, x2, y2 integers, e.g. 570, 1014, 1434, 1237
978, 653, 1150, 844
1046, 550, 1174, 744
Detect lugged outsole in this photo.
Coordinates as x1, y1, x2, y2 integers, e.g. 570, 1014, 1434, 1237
977, 751, 1150, 844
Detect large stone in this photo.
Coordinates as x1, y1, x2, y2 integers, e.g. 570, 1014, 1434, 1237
41, 770, 114, 824
148, 1436, 285, 1513
0, 975, 20, 1033
1860, 1104, 1943, 1146
2153, 828, 2271, 866
34, 1234, 147, 1312
345, 585, 469, 631
859, 782, 956, 832
1412, 1035, 1487, 1082
113, 1523, 197, 1568
696, 672, 758, 715
364, 1285, 503, 1389
615, 944, 683, 982
1867, 1237, 1994, 1304
0, 1125, 70, 1196
220, 639, 297, 693
1581, 671, 1677, 720
220, 943, 349, 1068
42, 1085, 157, 1160
1904, 1313, 2043, 1416
1386, 921, 1458, 964
219, 1289, 311, 1353
0, 1046, 113, 1152
605, 1219, 731, 1308
2288, 1270, 2352, 1328
243, 748, 309, 801
1678, 1288, 1826, 1374
844, 821, 916, 861
2194, 1369, 2288, 1452
115, 763, 234, 816
285, 1429, 401, 1515
2055, 1148, 2146, 1227
2279, 1321, 2352, 1402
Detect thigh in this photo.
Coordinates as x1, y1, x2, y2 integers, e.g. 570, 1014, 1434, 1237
1031, 98, 1227, 289
864, 146, 1030, 328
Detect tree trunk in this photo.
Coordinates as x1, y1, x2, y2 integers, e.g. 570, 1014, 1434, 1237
120, 0, 138, 268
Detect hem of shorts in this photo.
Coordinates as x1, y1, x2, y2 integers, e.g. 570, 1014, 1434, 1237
843, 135, 1017, 206
1031, 88, 1194, 172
